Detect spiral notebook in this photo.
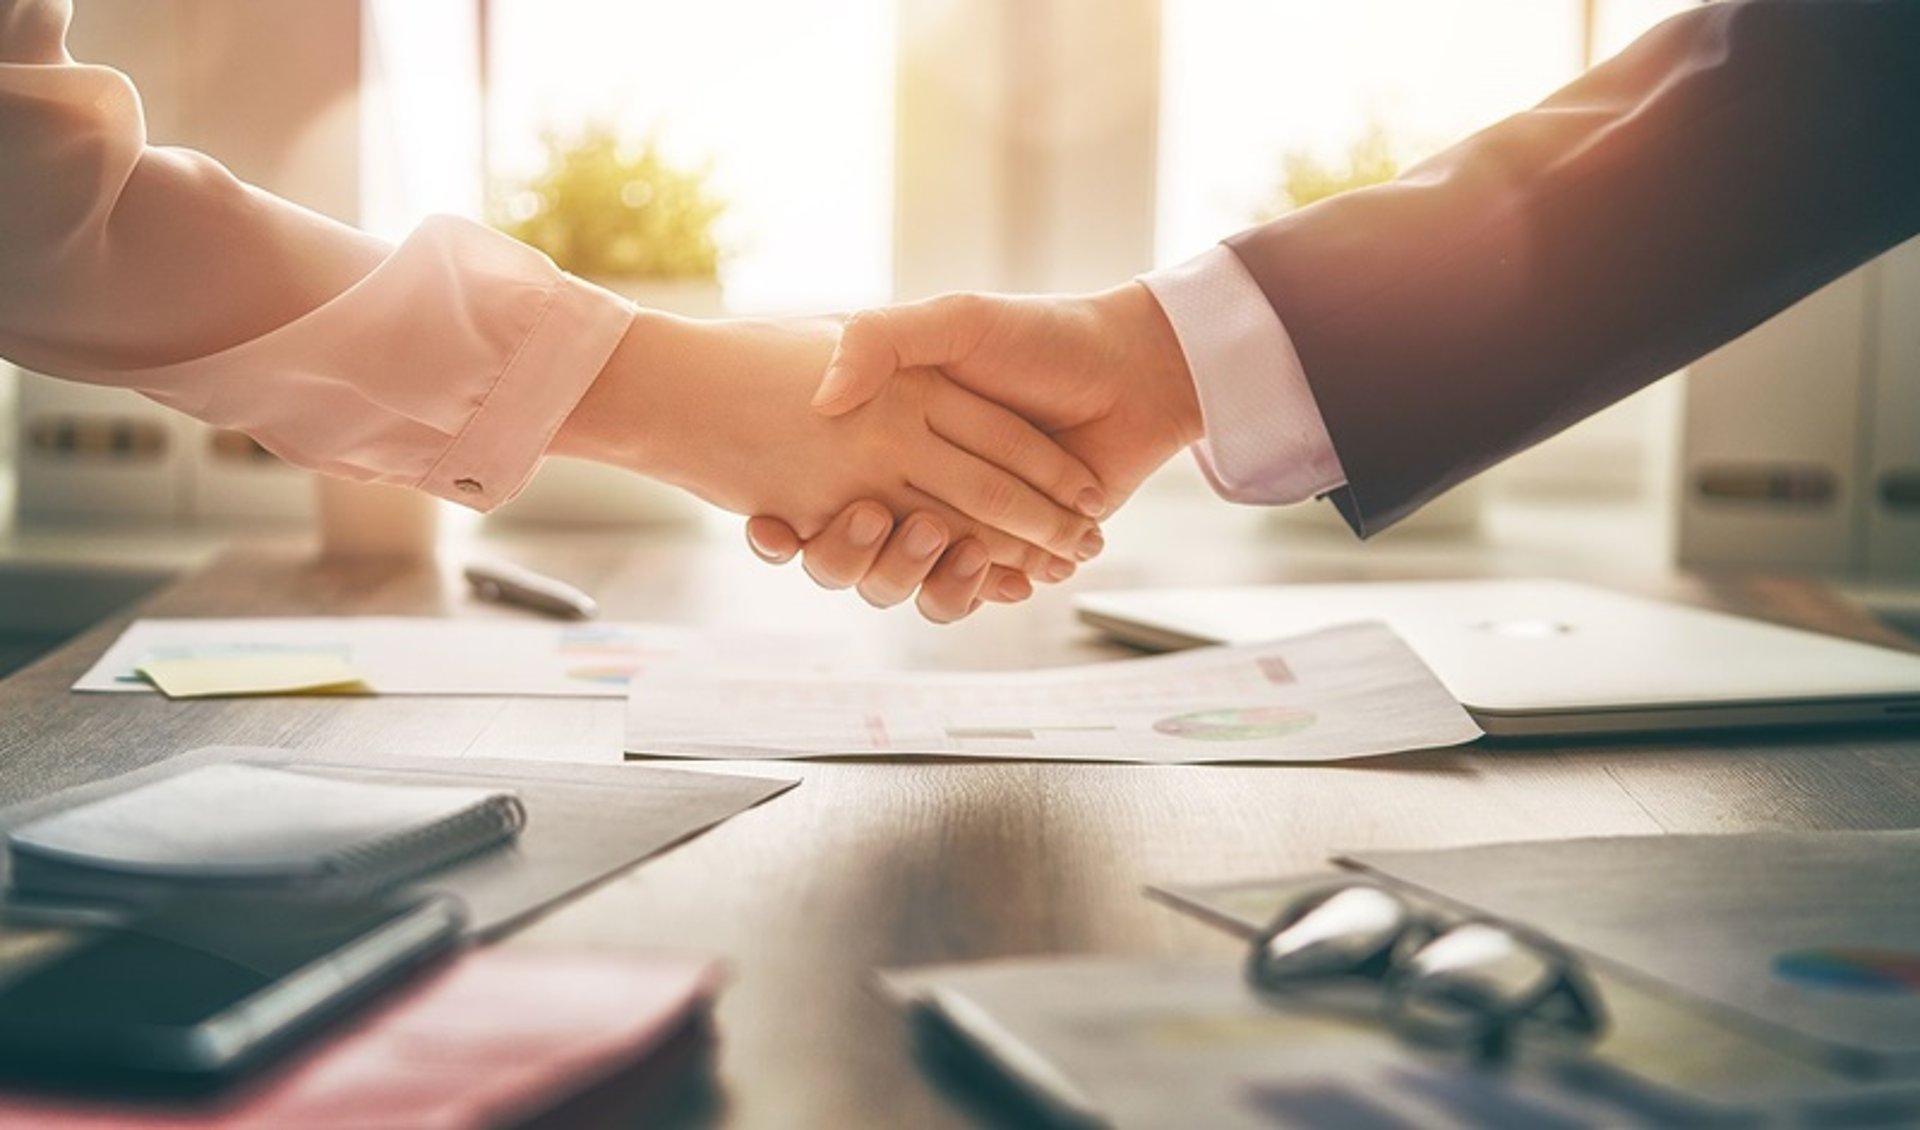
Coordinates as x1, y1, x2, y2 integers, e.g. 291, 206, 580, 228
5, 763, 525, 902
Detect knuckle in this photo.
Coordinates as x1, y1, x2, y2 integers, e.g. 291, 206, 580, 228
1048, 460, 1087, 500
1053, 511, 1086, 551
939, 291, 988, 328
980, 475, 1022, 523
840, 308, 886, 345
987, 415, 1032, 468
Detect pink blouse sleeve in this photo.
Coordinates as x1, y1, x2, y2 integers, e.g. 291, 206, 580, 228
0, 1, 634, 509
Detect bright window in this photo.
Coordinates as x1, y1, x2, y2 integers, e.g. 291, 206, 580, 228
1157, 1, 1697, 266
483, 0, 896, 314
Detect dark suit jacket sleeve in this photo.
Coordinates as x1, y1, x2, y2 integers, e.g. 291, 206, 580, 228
1224, 0, 1920, 537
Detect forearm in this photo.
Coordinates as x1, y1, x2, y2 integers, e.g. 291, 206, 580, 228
550, 309, 832, 502
1228, 0, 1920, 535
0, 0, 632, 508
0, 3, 388, 374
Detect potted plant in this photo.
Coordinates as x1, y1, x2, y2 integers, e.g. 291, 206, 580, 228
490, 124, 729, 526
1254, 119, 1401, 217
497, 122, 728, 314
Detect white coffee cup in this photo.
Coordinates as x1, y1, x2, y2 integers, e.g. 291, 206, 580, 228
312, 474, 440, 560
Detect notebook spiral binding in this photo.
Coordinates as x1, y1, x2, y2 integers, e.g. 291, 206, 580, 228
320, 794, 528, 890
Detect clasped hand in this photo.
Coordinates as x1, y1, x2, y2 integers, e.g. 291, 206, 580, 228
555, 307, 1142, 619
742, 283, 1201, 622
559, 287, 1196, 624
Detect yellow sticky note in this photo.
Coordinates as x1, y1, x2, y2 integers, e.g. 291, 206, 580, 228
135, 654, 372, 699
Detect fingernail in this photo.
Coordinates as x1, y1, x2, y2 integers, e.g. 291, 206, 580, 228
1075, 488, 1107, 518
1045, 558, 1075, 583
952, 543, 989, 578
998, 574, 1031, 601
904, 519, 945, 559
809, 364, 849, 410
745, 529, 783, 562
848, 507, 887, 547
1075, 529, 1105, 561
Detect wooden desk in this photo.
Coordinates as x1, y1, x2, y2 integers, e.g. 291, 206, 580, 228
3, 530, 1917, 1128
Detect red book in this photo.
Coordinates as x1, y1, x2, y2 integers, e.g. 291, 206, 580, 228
0, 948, 721, 1129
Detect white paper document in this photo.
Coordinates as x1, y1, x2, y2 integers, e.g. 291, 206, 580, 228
884, 957, 1664, 1129
625, 622, 1482, 763
1349, 832, 1920, 1076
76, 618, 858, 698
1153, 871, 1920, 1119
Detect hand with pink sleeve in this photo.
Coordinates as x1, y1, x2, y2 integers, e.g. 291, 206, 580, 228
549, 310, 1114, 588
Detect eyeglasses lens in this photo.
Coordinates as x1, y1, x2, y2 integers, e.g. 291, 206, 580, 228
1390, 922, 1601, 1055
1249, 886, 1412, 989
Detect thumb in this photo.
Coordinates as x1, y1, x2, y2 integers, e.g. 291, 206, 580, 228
812, 295, 989, 416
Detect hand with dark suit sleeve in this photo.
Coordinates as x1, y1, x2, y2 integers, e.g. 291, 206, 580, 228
1222, 0, 1920, 535
754, 0, 1920, 620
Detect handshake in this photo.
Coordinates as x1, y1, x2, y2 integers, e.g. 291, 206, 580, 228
556, 281, 1205, 624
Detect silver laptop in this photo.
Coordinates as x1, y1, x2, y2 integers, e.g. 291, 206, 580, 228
1074, 579, 1920, 737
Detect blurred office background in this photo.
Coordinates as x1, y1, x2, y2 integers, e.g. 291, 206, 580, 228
2, 0, 1916, 667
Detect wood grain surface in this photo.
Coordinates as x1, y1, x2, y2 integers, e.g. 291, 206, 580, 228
1, 529, 1916, 1128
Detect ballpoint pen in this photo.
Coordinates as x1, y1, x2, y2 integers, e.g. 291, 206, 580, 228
463, 560, 600, 620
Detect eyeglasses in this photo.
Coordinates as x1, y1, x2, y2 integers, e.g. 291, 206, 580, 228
1244, 883, 1606, 1063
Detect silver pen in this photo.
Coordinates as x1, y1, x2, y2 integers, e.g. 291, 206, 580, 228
463, 560, 600, 620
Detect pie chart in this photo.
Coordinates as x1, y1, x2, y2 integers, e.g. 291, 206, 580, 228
1153, 706, 1316, 742
1773, 948, 1920, 995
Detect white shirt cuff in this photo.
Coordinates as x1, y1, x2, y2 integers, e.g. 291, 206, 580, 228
1139, 244, 1346, 505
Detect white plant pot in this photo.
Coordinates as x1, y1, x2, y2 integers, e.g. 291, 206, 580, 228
487, 275, 725, 530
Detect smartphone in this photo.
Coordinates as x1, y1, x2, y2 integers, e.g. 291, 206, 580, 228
0, 893, 465, 1089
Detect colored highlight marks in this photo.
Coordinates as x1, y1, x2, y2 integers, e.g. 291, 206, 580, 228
566, 665, 648, 687
1773, 949, 1920, 995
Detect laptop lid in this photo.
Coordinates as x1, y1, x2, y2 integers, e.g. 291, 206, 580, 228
1074, 579, 1920, 737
